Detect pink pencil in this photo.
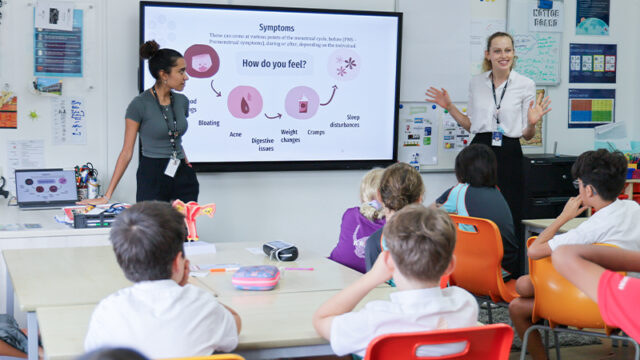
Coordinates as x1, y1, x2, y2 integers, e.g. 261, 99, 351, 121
284, 267, 314, 271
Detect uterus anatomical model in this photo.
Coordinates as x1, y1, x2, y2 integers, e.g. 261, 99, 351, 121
172, 200, 216, 241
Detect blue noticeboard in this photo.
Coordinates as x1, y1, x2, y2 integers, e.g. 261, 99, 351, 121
34, 9, 83, 77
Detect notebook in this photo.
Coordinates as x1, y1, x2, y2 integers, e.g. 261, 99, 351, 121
15, 169, 78, 210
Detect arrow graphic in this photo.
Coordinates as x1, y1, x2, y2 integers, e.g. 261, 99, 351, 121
210, 80, 221, 97
264, 113, 282, 119
320, 85, 338, 106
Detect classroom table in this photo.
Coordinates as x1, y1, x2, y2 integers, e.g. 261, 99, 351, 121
192, 242, 368, 296
36, 287, 397, 360
4, 241, 373, 360
522, 217, 588, 240
0, 200, 110, 318
3, 246, 131, 360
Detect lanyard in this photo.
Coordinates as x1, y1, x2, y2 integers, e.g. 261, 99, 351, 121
491, 73, 508, 124
151, 86, 179, 159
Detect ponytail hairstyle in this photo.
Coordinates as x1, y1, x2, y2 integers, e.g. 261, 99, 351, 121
482, 32, 517, 72
359, 168, 385, 221
140, 40, 183, 81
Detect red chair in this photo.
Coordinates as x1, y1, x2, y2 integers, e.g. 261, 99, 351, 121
364, 324, 514, 360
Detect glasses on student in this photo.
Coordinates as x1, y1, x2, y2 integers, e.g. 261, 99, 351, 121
572, 179, 580, 189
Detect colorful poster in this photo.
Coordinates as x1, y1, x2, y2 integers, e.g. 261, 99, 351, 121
0, 92, 17, 129
34, 9, 83, 77
576, 0, 610, 36
398, 103, 440, 168
442, 110, 469, 151
568, 89, 615, 128
569, 43, 616, 83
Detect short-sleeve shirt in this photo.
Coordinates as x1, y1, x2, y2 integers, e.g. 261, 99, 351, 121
84, 280, 238, 358
330, 286, 478, 358
598, 270, 640, 342
548, 199, 640, 252
467, 70, 536, 137
125, 90, 189, 159
436, 183, 520, 277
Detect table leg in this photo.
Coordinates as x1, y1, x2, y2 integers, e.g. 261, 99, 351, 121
27, 312, 38, 360
6, 270, 13, 318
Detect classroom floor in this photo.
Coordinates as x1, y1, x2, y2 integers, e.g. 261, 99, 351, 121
510, 340, 638, 359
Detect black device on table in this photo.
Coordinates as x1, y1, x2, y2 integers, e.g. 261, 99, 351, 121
263, 240, 299, 261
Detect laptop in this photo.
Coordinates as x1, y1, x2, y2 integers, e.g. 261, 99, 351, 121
15, 168, 79, 210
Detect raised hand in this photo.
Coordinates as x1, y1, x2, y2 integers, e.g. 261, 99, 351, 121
426, 87, 452, 110
528, 92, 552, 126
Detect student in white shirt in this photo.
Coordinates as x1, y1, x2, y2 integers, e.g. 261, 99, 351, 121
84, 201, 241, 358
426, 32, 552, 247
509, 149, 640, 360
313, 204, 478, 359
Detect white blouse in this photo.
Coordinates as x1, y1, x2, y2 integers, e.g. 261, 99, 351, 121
467, 70, 536, 138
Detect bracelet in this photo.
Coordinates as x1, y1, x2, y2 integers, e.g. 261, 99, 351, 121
103, 195, 111, 201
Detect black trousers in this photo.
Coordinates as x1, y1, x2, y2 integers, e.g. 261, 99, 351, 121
471, 132, 524, 241
136, 155, 199, 203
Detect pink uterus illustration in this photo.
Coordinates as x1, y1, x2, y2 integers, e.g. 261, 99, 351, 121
172, 200, 216, 241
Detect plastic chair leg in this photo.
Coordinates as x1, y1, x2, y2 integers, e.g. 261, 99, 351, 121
554, 331, 561, 360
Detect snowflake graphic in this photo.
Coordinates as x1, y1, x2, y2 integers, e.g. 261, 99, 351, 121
336, 66, 347, 77
345, 57, 356, 70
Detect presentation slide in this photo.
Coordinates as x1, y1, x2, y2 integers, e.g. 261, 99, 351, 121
141, 3, 401, 170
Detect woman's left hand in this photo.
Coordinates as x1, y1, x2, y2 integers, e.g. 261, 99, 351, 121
528, 92, 552, 126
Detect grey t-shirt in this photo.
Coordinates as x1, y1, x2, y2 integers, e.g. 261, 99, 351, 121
125, 90, 189, 159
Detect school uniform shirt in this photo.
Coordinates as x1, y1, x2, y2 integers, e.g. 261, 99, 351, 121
548, 200, 640, 252
467, 70, 536, 138
84, 280, 238, 358
330, 286, 478, 358
598, 270, 640, 342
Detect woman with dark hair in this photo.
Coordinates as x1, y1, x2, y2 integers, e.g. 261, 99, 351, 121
433, 143, 520, 279
426, 32, 551, 239
80, 40, 198, 204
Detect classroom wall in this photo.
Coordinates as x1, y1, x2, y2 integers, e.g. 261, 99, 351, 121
3, 0, 638, 255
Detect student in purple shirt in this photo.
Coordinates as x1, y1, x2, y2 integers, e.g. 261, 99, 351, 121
329, 169, 386, 273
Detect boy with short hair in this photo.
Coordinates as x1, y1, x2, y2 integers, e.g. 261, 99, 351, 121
313, 204, 478, 358
509, 149, 640, 359
84, 201, 241, 358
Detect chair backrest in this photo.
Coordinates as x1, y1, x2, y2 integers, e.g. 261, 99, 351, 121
363, 324, 514, 360
161, 355, 245, 360
448, 215, 516, 303
528, 237, 619, 334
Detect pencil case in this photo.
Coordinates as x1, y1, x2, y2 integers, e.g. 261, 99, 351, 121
231, 265, 280, 291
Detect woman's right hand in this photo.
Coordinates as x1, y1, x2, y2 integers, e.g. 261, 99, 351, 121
426, 87, 452, 110
76, 196, 109, 206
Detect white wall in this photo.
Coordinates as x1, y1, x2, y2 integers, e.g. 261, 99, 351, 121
3, 0, 636, 255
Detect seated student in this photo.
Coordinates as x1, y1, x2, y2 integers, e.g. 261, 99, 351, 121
84, 201, 241, 358
364, 162, 424, 271
313, 204, 478, 358
509, 149, 640, 360
329, 168, 386, 273
77, 347, 149, 360
552, 244, 640, 342
433, 143, 520, 280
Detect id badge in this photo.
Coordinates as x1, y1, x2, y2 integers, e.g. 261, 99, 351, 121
164, 158, 180, 177
491, 131, 503, 147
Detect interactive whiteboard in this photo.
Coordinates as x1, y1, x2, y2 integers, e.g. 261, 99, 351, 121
140, 2, 402, 171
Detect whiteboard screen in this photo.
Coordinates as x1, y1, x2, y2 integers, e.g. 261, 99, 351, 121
140, 2, 402, 171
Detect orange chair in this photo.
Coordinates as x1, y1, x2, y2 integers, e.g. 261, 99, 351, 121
448, 215, 519, 322
363, 323, 513, 360
521, 238, 639, 360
